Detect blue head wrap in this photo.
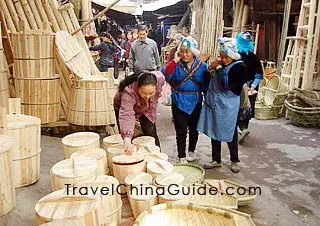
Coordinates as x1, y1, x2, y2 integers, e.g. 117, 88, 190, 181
218, 37, 241, 60
178, 36, 200, 58
236, 32, 255, 54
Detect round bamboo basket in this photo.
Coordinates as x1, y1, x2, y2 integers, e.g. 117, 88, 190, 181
35, 189, 100, 226
154, 172, 184, 188
13, 76, 60, 124
137, 146, 161, 155
147, 160, 173, 179
124, 172, 153, 193
37, 219, 85, 226
133, 203, 238, 226
112, 154, 146, 194
144, 153, 168, 163
6, 114, 41, 187
172, 163, 205, 186
102, 134, 123, 151
66, 75, 116, 126
128, 185, 158, 219
70, 148, 108, 175
132, 136, 156, 149
50, 157, 98, 191
158, 185, 188, 204
0, 135, 15, 216
75, 176, 122, 226
0, 70, 10, 108
255, 102, 282, 120
11, 31, 55, 78
61, 132, 100, 159
211, 206, 257, 226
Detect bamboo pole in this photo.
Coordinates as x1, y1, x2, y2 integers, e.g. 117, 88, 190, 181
254, 24, 260, 54
20, 0, 39, 29
27, 0, 43, 28
4, 0, 21, 30
13, 0, 32, 30
42, 0, 60, 31
49, 0, 68, 31
0, 2, 17, 33
241, 5, 249, 32
34, 0, 49, 22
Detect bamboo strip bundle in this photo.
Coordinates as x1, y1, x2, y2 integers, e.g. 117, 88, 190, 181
48, 0, 68, 31
27, 0, 43, 28
0, 1, 17, 33
4, 0, 21, 31
231, 0, 250, 36
20, 0, 39, 29
33, 0, 50, 22
13, 0, 32, 30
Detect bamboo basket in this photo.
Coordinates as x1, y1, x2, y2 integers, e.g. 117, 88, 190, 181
14, 76, 60, 123
61, 132, 100, 159
128, 185, 158, 219
147, 160, 173, 179
206, 179, 257, 206
144, 153, 168, 163
132, 136, 156, 149
11, 30, 55, 78
37, 219, 85, 226
0, 70, 10, 108
102, 134, 123, 151
133, 203, 238, 226
210, 206, 256, 226
154, 172, 184, 188
6, 113, 41, 187
172, 163, 205, 186
0, 135, 15, 216
112, 154, 146, 194
50, 157, 98, 191
75, 176, 122, 226
124, 172, 153, 190
137, 146, 161, 155
255, 102, 282, 120
67, 75, 116, 126
106, 143, 134, 176
70, 148, 108, 175
158, 185, 188, 204
35, 189, 100, 226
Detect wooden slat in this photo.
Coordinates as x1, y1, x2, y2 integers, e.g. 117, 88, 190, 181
4, 0, 20, 31
20, 0, 39, 29
27, 0, 43, 28
13, 0, 31, 30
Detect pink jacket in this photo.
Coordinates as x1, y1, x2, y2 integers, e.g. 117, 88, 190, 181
114, 71, 165, 138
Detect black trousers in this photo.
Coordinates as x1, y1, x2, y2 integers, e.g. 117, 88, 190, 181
239, 93, 257, 130
114, 109, 160, 147
211, 125, 240, 163
172, 103, 202, 158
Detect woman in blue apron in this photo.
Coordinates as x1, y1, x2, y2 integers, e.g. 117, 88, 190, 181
197, 37, 246, 173
162, 36, 209, 163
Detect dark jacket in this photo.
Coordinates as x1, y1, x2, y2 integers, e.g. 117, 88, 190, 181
89, 42, 115, 66
239, 52, 263, 85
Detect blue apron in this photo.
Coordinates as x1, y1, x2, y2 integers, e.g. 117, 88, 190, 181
197, 61, 242, 142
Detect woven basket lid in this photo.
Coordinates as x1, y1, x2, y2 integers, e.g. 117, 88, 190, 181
70, 148, 106, 160
144, 153, 168, 163
0, 135, 13, 154
107, 143, 128, 155
35, 188, 100, 221
155, 172, 184, 186
51, 157, 97, 178
173, 164, 205, 186
132, 136, 155, 146
62, 132, 99, 147
124, 172, 153, 186
129, 185, 158, 200
112, 154, 144, 164
137, 146, 160, 155
103, 134, 123, 145
159, 185, 188, 201
147, 160, 173, 175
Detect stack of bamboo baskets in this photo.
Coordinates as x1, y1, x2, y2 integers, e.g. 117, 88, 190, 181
0, 23, 10, 109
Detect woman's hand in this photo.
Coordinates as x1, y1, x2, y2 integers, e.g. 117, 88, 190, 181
124, 137, 135, 155
208, 60, 221, 70
174, 50, 181, 63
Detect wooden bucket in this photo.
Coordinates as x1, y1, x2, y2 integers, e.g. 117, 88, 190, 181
50, 157, 98, 191
158, 185, 188, 204
13, 76, 60, 123
128, 184, 158, 219
6, 114, 41, 187
137, 146, 161, 156
76, 176, 122, 226
67, 75, 116, 126
70, 148, 108, 175
35, 189, 100, 226
124, 172, 153, 193
11, 31, 55, 78
0, 70, 10, 108
0, 135, 15, 216
112, 154, 145, 194
61, 132, 100, 159
144, 153, 168, 163
102, 134, 123, 151
147, 160, 173, 179
106, 143, 133, 176
154, 172, 184, 188
132, 136, 156, 149
36, 219, 86, 226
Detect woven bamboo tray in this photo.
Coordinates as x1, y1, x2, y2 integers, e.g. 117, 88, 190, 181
173, 163, 205, 186
210, 206, 256, 226
285, 99, 320, 127
133, 203, 238, 226
255, 102, 282, 120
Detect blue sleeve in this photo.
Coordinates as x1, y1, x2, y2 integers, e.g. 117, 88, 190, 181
199, 63, 210, 92
251, 73, 263, 89
89, 43, 103, 51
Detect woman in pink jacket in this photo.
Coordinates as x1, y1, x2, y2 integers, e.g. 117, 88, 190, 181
114, 70, 165, 154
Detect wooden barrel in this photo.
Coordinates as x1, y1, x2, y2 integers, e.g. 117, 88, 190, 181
0, 135, 15, 216
11, 31, 55, 78
6, 114, 41, 187
0, 70, 10, 108
76, 176, 122, 226
70, 148, 108, 175
67, 75, 116, 126
61, 132, 100, 159
35, 189, 100, 226
102, 134, 123, 150
112, 155, 145, 194
147, 160, 173, 179
14, 76, 60, 123
128, 184, 158, 219
124, 172, 153, 193
106, 143, 132, 176
50, 157, 98, 191
132, 136, 156, 149
158, 186, 188, 204
154, 172, 184, 188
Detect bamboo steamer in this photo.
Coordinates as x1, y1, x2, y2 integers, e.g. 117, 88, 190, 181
136, 146, 160, 155
66, 75, 116, 126
112, 154, 145, 194
50, 157, 98, 191
14, 76, 60, 123
76, 176, 122, 226
154, 172, 184, 188
132, 136, 156, 149
0, 70, 10, 108
61, 132, 100, 159
102, 134, 123, 150
70, 148, 108, 175
11, 31, 55, 78
144, 153, 168, 163
35, 189, 100, 226
147, 160, 173, 179
158, 185, 188, 204
0, 135, 15, 216
124, 172, 153, 193
6, 114, 41, 187
128, 185, 158, 219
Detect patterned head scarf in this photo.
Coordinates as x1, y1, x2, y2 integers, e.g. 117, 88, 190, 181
178, 36, 200, 58
236, 32, 255, 54
218, 37, 241, 60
